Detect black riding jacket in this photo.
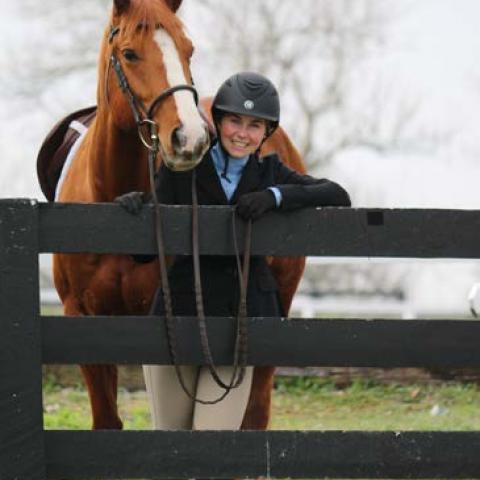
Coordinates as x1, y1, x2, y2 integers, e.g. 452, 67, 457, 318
140, 148, 351, 317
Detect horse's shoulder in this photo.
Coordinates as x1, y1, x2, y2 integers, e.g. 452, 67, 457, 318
261, 125, 306, 174
258, 152, 282, 170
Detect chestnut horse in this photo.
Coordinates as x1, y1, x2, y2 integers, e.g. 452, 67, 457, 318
53, 0, 306, 430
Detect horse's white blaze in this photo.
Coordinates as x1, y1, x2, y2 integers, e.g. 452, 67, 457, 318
154, 29, 205, 152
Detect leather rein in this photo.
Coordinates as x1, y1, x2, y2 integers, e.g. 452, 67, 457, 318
108, 26, 250, 404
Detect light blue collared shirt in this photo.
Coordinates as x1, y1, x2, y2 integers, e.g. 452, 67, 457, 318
210, 142, 282, 205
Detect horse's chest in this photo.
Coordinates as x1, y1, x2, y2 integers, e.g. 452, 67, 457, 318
66, 255, 159, 315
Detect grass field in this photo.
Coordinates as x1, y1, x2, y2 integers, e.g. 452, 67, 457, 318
43, 376, 480, 431
41, 304, 480, 430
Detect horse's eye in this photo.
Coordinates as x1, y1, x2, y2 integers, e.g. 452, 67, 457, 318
122, 49, 140, 62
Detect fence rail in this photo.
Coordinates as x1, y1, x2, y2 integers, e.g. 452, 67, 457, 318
38, 201, 480, 257
42, 316, 480, 367
2, 199, 480, 479
44, 430, 480, 479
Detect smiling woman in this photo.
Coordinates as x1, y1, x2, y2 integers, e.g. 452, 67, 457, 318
116, 70, 351, 431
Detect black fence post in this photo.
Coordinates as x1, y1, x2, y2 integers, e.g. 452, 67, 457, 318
0, 199, 45, 480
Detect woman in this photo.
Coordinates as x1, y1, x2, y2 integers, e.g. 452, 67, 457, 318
116, 71, 351, 430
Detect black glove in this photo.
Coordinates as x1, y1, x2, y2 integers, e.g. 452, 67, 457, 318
236, 190, 277, 221
114, 191, 145, 215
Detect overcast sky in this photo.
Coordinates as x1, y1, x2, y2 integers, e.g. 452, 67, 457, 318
388, 0, 480, 129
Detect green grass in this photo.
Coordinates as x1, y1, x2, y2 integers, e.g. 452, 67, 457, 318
43, 375, 480, 430
271, 377, 480, 430
40, 304, 64, 316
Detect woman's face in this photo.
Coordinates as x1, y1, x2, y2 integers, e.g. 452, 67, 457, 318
218, 113, 267, 158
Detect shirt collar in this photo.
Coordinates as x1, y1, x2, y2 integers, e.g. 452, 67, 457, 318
211, 141, 250, 177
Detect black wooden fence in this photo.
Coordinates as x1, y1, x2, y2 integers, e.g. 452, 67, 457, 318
2, 198, 480, 480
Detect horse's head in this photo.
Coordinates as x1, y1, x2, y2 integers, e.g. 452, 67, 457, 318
100, 0, 209, 172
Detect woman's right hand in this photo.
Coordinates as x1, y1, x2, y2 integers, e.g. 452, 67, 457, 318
114, 191, 145, 214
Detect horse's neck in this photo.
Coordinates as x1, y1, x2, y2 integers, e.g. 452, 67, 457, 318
87, 112, 151, 201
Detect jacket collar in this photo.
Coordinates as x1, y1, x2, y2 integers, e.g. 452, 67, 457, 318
195, 150, 229, 204
195, 149, 263, 205
230, 154, 262, 203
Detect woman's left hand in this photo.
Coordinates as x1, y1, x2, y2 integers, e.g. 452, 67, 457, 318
237, 190, 276, 221
114, 191, 145, 214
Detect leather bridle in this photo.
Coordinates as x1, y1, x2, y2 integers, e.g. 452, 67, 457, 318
108, 25, 250, 404
107, 25, 198, 150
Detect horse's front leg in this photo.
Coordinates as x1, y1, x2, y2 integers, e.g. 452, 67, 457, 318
241, 366, 275, 430
80, 364, 122, 429
63, 296, 123, 429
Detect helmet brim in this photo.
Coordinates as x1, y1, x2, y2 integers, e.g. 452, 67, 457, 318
213, 104, 279, 124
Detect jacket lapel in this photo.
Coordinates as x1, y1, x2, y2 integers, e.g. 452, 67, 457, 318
195, 152, 229, 204
230, 155, 262, 204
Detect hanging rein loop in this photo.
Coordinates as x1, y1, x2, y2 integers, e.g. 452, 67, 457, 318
146, 125, 251, 404
108, 26, 251, 403
191, 172, 251, 394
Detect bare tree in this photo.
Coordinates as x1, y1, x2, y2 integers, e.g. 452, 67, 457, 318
4, 0, 108, 101
185, 0, 425, 171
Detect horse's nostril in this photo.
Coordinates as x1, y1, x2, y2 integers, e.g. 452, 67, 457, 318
172, 127, 188, 150
194, 135, 209, 157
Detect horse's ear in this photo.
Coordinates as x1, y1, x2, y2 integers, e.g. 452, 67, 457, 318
164, 0, 182, 12
113, 0, 130, 16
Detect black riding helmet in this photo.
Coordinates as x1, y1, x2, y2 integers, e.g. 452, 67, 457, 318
212, 71, 280, 137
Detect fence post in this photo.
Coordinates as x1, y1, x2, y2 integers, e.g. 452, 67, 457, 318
0, 199, 45, 480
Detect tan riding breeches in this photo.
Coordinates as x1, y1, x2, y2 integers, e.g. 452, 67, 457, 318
142, 365, 254, 430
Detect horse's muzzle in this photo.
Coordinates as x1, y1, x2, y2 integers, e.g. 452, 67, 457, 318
165, 125, 210, 172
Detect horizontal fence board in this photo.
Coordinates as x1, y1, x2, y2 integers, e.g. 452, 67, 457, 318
38, 202, 480, 257
45, 430, 480, 479
41, 316, 480, 367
